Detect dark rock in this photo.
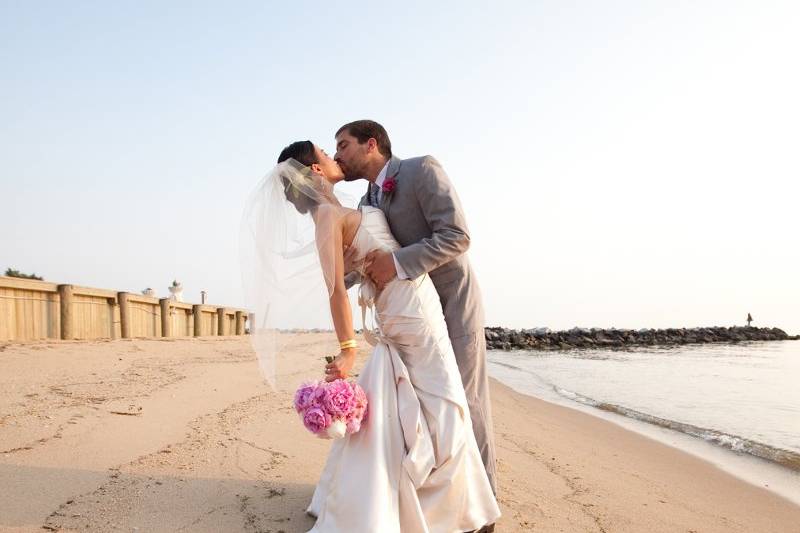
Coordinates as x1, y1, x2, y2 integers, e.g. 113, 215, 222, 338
485, 325, 793, 351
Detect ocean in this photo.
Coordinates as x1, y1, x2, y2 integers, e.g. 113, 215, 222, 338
488, 340, 800, 504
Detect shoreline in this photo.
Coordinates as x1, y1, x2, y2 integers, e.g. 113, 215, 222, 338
488, 378, 800, 531
489, 358, 800, 508
1, 335, 799, 532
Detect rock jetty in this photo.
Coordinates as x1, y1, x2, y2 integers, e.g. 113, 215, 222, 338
485, 326, 798, 351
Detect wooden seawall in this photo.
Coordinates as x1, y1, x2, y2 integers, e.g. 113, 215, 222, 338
0, 276, 248, 342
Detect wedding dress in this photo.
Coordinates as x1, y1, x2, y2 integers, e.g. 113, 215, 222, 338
307, 206, 500, 533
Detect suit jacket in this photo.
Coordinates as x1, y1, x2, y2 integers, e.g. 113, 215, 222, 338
359, 155, 485, 340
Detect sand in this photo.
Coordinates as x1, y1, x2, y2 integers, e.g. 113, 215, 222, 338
1, 334, 799, 532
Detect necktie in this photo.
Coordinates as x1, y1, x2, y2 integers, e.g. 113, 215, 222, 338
370, 183, 380, 207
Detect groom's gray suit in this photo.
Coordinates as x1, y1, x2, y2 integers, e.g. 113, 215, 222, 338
359, 155, 497, 492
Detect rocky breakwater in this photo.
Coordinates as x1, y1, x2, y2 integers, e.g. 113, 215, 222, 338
485, 326, 799, 351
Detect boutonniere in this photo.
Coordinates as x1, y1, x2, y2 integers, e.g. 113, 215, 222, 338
381, 173, 398, 195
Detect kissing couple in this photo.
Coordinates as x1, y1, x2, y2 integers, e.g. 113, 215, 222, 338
243, 120, 499, 532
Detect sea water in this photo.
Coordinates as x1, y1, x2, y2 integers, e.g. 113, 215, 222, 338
489, 340, 800, 504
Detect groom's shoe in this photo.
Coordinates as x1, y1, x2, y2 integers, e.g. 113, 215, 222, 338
467, 525, 495, 533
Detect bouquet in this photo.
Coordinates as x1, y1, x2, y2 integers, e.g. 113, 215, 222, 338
293, 379, 368, 439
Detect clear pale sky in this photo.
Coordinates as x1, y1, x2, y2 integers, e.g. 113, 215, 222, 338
2, 1, 798, 334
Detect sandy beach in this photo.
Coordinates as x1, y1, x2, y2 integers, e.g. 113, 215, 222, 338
1, 334, 799, 532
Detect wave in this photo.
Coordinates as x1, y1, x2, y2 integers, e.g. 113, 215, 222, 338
553, 387, 800, 472
491, 360, 524, 371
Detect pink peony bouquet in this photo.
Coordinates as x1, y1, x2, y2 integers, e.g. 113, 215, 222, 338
293, 379, 368, 439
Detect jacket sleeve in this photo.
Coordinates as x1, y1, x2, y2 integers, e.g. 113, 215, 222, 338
393, 156, 470, 279
344, 270, 362, 290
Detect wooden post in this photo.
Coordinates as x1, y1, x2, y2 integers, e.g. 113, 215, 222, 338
217, 307, 226, 336
107, 297, 117, 339
118, 292, 131, 339
193, 305, 203, 337
235, 311, 244, 335
159, 298, 171, 338
58, 284, 74, 340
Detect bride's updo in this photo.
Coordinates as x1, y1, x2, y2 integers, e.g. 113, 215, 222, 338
277, 140, 320, 214
278, 140, 317, 167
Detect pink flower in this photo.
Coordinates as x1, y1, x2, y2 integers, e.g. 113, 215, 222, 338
353, 384, 368, 410
345, 383, 368, 434
310, 384, 327, 408
323, 379, 356, 418
293, 380, 368, 438
381, 175, 397, 194
293, 381, 320, 413
303, 406, 331, 435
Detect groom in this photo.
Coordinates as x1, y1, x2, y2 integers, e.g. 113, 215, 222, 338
335, 120, 497, 496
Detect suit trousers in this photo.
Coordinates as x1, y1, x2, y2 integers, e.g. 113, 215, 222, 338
434, 270, 497, 495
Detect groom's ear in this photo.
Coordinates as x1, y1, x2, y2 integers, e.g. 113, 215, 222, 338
366, 138, 378, 154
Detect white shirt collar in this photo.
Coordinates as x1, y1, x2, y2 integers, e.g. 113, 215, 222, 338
374, 160, 390, 188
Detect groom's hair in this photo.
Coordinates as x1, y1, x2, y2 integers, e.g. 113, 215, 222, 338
277, 140, 318, 166
336, 120, 392, 158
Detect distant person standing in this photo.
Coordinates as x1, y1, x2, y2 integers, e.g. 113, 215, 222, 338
747, 313, 753, 327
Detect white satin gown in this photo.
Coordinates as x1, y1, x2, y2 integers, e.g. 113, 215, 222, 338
307, 206, 500, 532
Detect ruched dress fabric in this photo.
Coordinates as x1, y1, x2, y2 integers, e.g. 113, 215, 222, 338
307, 206, 500, 533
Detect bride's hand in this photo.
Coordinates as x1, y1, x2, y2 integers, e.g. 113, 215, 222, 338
325, 349, 356, 382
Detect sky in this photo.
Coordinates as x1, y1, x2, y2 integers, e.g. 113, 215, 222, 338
1, 1, 798, 334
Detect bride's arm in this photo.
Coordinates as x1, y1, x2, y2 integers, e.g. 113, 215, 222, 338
319, 215, 357, 381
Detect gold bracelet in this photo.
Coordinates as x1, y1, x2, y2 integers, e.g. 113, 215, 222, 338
339, 339, 358, 350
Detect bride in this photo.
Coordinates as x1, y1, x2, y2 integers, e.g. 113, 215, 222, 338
241, 140, 500, 532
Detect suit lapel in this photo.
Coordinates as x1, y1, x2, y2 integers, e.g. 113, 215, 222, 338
358, 186, 368, 208
380, 156, 403, 214
359, 182, 373, 208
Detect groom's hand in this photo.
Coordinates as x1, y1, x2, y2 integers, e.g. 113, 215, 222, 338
364, 250, 396, 290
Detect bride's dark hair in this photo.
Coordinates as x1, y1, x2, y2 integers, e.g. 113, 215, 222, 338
277, 140, 317, 166
277, 140, 320, 214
